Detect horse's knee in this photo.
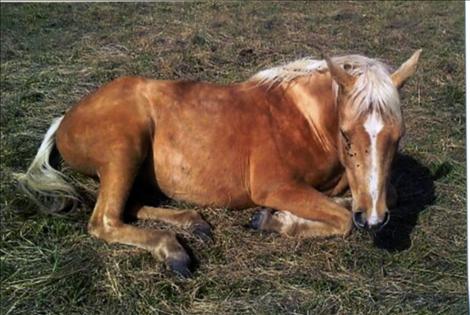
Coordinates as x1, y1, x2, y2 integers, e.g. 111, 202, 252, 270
335, 211, 353, 237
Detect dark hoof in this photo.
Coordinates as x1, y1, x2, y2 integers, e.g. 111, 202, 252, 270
250, 208, 270, 230
192, 222, 213, 242
167, 256, 192, 278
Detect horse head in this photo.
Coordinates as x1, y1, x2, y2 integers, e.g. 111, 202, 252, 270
326, 50, 422, 231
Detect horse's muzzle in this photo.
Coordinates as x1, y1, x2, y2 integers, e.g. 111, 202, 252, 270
353, 210, 390, 231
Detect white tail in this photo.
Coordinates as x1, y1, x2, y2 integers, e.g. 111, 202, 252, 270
14, 116, 80, 213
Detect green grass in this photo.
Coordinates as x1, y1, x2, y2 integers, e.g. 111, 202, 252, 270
1, 2, 466, 314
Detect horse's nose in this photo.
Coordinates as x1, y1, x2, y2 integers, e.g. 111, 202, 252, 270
353, 210, 366, 229
366, 211, 390, 231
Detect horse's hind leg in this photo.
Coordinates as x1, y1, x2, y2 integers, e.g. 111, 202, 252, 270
88, 159, 191, 277
129, 206, 212, 240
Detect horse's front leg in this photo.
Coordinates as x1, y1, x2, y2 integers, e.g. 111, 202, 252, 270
250, 181, 352, 238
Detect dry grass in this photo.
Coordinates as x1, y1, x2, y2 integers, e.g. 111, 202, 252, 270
0, 2, 466, 314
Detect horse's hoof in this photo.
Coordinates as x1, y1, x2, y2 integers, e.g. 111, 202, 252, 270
167, 255, 192, 278
250, 208, 270, 230
192, 222, 213, 242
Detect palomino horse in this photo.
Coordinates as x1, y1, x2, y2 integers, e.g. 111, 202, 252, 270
17, 50, 421, 276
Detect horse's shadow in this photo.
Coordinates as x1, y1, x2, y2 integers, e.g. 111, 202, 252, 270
373, 153, 446, 252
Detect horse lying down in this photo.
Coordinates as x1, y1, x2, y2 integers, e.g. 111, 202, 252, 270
16, 50, 422, 277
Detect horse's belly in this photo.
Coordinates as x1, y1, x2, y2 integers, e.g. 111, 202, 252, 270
153, 146, 252, 209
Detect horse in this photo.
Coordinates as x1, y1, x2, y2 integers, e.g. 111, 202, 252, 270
16, 50, 422, 277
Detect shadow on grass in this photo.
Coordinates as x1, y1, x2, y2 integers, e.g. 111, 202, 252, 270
373, 153, 445, 252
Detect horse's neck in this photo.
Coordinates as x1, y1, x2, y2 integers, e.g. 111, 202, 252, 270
285, 74, 339, 152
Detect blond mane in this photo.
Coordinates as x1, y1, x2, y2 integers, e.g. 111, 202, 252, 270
250, 55, 401, 120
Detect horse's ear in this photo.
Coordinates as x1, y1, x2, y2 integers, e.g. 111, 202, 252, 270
391, 49, 422, 89
324, 55, 355, 92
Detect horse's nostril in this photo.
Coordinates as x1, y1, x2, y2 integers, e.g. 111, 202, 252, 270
353, 211, 365, 228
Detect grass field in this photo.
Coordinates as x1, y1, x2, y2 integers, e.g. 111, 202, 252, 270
0, 2, 466, 314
